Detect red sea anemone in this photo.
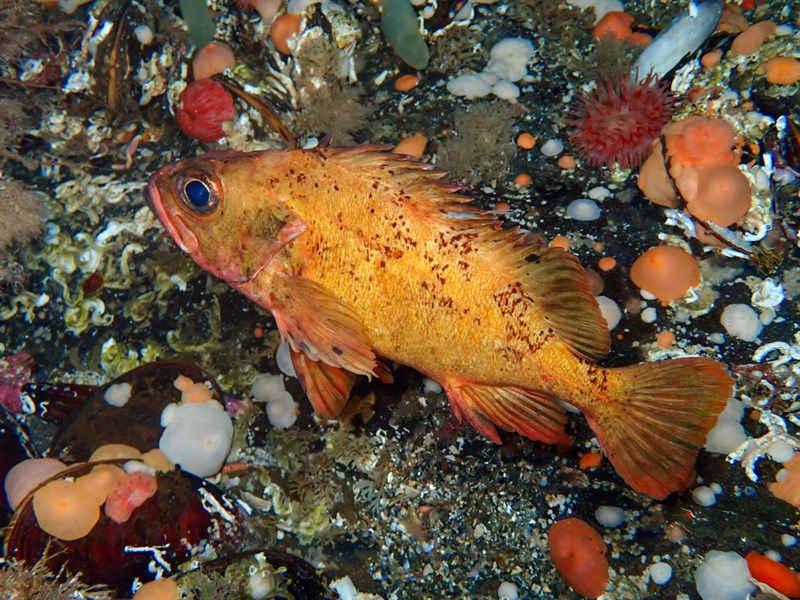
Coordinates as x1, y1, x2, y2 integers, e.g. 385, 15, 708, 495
570, 74, 675, 169
175, 79, 235, 143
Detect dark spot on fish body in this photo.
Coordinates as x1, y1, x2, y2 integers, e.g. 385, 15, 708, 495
372, 181, 379, 190
332, 345, 343, 355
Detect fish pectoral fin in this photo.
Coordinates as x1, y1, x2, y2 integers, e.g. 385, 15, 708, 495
290, 349, 358, 418
269, 272, 379, 378
443, 380, 566, 445
514, 246, 611, 362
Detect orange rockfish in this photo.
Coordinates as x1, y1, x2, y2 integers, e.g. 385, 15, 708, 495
145, 145, 733, 499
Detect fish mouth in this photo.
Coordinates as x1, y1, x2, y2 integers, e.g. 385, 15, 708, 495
144, 175, 200, 255
143, 175, 159, 213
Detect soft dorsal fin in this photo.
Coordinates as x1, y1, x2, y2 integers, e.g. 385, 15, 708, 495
323, 147, 611, 361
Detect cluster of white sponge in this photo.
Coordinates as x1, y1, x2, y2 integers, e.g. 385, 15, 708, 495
447, 38, 534, 101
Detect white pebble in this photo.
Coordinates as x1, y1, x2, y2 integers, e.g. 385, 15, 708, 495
133, 24, 153, 45
540, 138, 563, 156
276, 341, 296, 378
767, 440, 795, 463
765, 550, 782, 563
330, 576, 358, 600
707, 332, 726, 344
692, 485, 716, 507
595, 505, 625, 527
694, 551, 755, 600
640, 307, 657, 323
720, 304, 762, 342
566, 199, 601, 221
640, 289, 657, 301
649, 562, 673, 585
709, 482, 722, 495
782, 534, 797, 547
423, 377, 443, 394
596, 296, 621, 330
587, 186, 612, 201
497, 581, 519, 600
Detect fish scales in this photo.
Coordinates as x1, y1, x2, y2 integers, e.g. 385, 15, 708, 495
146, 145, 734, 499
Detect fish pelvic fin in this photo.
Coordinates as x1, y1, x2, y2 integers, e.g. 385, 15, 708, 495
583, 357, 733, 499
269, 273, 379, 379
291, 349, 358, 418
443, 380, 567, 445
291, 350, 393, 419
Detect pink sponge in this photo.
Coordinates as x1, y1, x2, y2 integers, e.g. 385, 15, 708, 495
104, 471, 158, 524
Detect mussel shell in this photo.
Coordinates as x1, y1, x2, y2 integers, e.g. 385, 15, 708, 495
49, 360, 223, 462
3, 463, 246, 594
0, 407, 35, 521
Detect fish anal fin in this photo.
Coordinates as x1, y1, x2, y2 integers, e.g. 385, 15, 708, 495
584, 357, 733, 499
290, 349, 357, 418
270, 273, 378, 378
516, 246, 611, 362
444, 380, 567, 445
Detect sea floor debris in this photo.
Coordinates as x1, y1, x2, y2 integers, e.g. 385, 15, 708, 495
0, 0, 799, 598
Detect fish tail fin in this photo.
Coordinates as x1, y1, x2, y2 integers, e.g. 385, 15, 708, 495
583, 358, 733, 499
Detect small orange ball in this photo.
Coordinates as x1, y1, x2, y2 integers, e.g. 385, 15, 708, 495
549, 236, 570, 251
656, 330, 676, 348
394, 74, 420, 92
598, 257, 617, 271
192, 41, 236, 80
516, 132, 536, 149
557, 155, 577, 170
514, 173, 532, 187
393, 132, 427, 159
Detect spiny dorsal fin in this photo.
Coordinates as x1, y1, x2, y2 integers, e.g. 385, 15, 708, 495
325, 146, 611, 362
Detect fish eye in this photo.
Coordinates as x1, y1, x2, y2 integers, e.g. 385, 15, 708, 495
177, 172, 220, 215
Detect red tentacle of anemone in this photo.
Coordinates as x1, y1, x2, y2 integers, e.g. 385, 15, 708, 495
569, 73, 676, 170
